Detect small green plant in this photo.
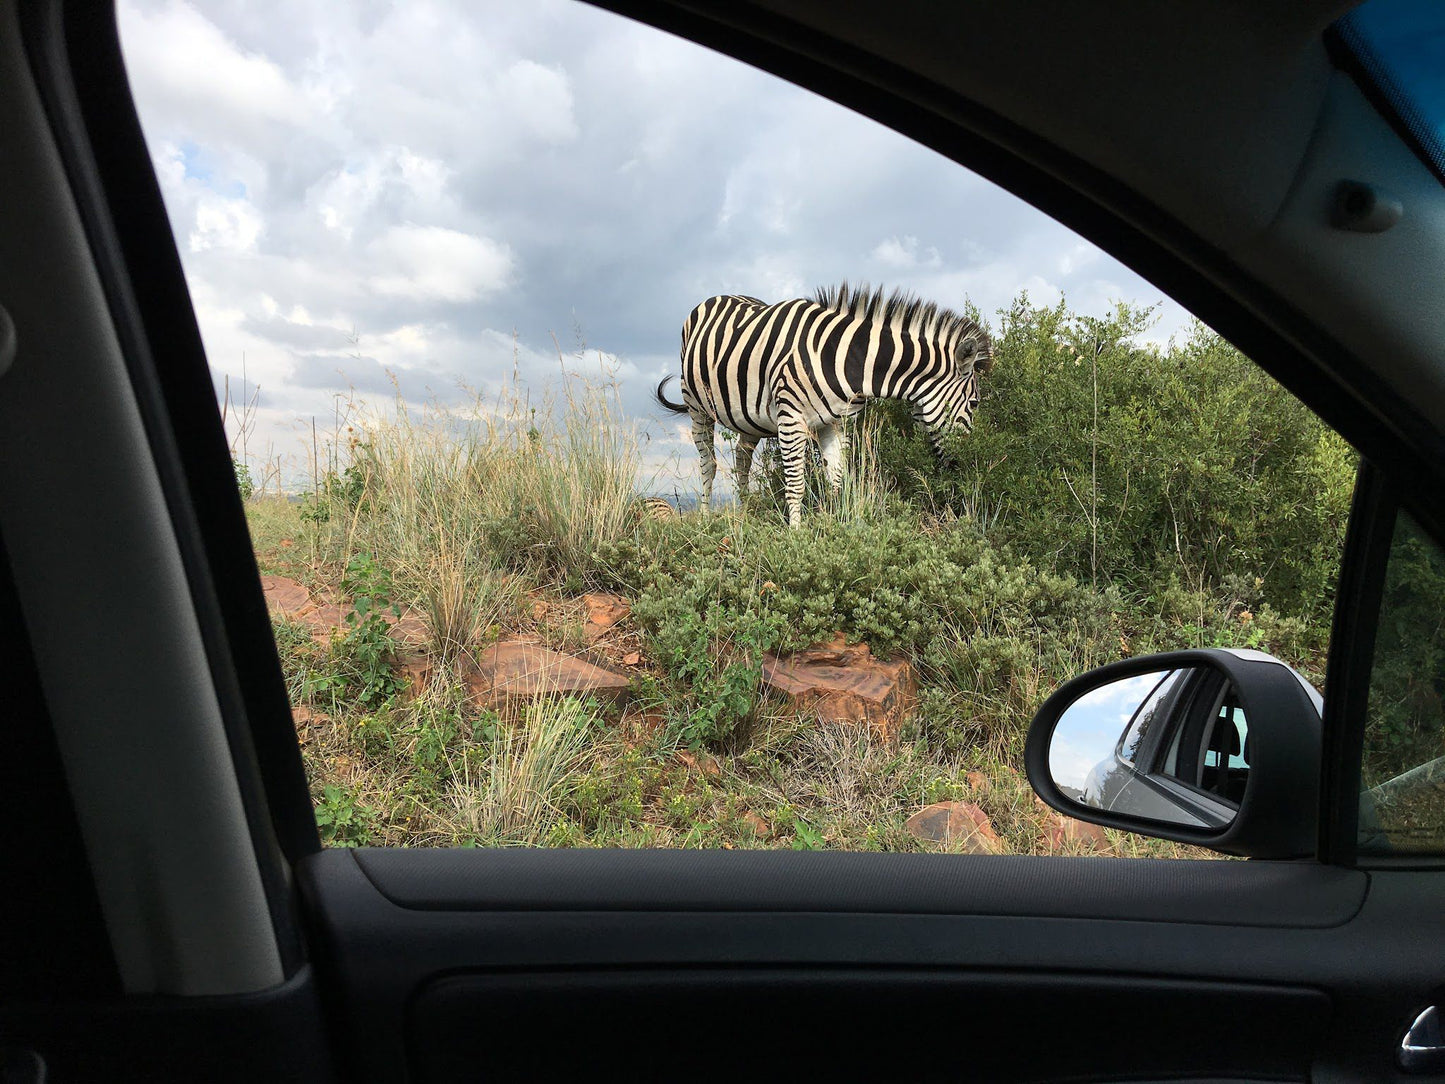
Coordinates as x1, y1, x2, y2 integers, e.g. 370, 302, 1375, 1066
233, 458, 255, 501
301, 453, 372, 525
337, 551, 405, 706
790, 815, 825, 851
314, 783, 375, 846
305, 552, 406, 707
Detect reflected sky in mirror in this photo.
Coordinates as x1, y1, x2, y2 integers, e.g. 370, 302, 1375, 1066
1049, 671, 1168, 798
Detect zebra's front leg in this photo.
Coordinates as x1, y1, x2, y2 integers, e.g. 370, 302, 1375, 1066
733, 435, 760, 496
818, 422, 849, 492
776, 413, 811, 527
691, 412, 717, 510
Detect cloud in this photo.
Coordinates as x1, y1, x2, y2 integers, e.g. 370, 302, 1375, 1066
366, 226, 513, 302
189, 193, 263, 252
870, 235, 942, 270
498, 60, 579, 144
119, 0, 314, 146
118, 0, 1197, 492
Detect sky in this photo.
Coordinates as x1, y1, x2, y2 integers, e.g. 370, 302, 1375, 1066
1048, 671, 1170, 796
116, 0, 1192, 493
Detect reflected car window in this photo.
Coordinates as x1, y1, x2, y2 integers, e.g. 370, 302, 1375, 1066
1119, 670, 1182, 765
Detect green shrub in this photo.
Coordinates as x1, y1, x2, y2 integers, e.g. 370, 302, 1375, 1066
1364, 512, 1445, 787
314, 783, 376, 846
305, 552, 406, 708
233, 458, 255, 501
870, 295, 1355, 624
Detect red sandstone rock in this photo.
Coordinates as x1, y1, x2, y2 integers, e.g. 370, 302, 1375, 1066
905, 801, 1001, 853
582, 593, 631, 641
461, 640, 630, 707
261, 575, 311, 618
742, 811, 772, 839
761, 633, 915, 741
1044, 812, 1112, 853
677, 749, 722, 779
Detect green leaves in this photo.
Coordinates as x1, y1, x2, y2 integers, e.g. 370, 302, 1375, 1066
310, 551, 406, 708
233, 458, 254, 501
790, 816, 825, 851
870, 295, 1354, 624
314, 783, 375, 847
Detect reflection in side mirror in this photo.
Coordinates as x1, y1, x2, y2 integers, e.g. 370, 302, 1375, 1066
1047, 666, 1249, 829
1026, 648, 1324, 858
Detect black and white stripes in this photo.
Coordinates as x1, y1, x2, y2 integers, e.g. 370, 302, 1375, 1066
656, 283, 993, 525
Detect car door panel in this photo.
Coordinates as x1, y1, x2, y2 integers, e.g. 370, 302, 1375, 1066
0, 970, 333, 1084
296, 850, 1434, 1081
411, 970, 1326, 1083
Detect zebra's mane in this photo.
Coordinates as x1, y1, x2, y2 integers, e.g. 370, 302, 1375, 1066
810, 282, 994, 373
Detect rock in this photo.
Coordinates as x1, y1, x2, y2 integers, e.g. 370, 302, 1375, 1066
461, 640, 630, 707
677, 749, 721, 779
622, 651, 642, 666
741, 811, 771, 839
906, 801, 1001, 853
302, 602, 348, 642
625, 708, 667, 746
263, 575, 430, 647
261, 575, 311, 618
1044, 812, 1112, 853
582, 593, 631, 640
761, 632, 915, 741
291, 706, 329, 728
397, 657, 434, 701
291, 706, 330, 745
385, 609, 431, 646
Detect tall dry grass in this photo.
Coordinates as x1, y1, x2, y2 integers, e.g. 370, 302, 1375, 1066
447, 696, 598, 845
323, 372, 647, 659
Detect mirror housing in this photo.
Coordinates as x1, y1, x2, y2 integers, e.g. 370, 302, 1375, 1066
1025, 649, 1322, 858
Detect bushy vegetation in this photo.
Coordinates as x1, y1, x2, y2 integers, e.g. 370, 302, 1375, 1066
870, 299, 1353, 623
247, 294, 1355, 854
1364, 511, 1445, 787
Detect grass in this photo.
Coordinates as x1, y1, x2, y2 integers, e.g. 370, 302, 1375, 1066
251, 373, 1326, 858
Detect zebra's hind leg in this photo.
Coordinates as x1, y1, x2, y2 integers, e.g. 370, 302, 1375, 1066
690, 412, 717, 510
776, 413, 811, 527
818, 422, 849, 492
733, 435, 760, 496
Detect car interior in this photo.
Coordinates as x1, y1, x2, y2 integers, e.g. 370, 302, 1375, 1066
4, 0, 1445, 1081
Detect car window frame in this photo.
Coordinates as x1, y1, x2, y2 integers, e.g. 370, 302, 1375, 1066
1318, 461, 1445, 869
32, 0, 1445, 885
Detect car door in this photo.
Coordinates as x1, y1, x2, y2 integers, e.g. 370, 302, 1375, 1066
4, 1, 1445, 1082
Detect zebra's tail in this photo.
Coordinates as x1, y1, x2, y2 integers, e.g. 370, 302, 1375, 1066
655, 375, 688, 414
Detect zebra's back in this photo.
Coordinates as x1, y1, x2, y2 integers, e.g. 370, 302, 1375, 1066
633, 496, 679, 523
680, 293, 835, 438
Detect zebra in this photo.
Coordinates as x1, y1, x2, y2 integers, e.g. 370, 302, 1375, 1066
631, 495, 680, 524
655, 283, 994, 526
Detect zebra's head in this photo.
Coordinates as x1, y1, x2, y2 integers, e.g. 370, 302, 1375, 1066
912, 326, 993, 464
948, 329, 993, 432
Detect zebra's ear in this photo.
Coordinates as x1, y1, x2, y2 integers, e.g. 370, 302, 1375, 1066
956, 336, 978, 373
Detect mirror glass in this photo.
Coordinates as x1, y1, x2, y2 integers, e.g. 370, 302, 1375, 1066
1048, 666, 1247, 829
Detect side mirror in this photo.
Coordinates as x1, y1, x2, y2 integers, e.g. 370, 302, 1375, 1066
1024, 648, 1323, 858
